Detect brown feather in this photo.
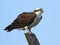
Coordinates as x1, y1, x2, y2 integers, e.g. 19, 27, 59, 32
4, 12, 36, 31
16, 12, 36, 28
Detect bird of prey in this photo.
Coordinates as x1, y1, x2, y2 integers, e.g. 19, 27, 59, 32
4, 8, 44, 33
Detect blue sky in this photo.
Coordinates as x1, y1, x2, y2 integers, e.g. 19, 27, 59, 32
0, 0, 60, 45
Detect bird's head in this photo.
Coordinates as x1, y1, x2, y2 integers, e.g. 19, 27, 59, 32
34, 8, 44, 15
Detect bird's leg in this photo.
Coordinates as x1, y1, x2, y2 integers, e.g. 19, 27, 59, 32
24, 26, 31, 33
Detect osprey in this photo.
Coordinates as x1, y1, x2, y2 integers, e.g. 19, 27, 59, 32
4, 8, 44, 33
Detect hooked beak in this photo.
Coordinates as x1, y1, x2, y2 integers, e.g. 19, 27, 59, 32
42, 10, 44, 13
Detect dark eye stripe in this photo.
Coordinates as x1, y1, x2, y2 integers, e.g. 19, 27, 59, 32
40, 9, 42, 11
34, 10, 40, 12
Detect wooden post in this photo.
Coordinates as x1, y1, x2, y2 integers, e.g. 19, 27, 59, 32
25, 33, 40, 45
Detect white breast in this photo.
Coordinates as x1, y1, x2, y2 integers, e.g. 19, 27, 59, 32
28, 15, 42, 28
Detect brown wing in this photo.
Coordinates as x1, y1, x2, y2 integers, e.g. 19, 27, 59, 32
4, 12, 36, 31
16, 12, 36, 28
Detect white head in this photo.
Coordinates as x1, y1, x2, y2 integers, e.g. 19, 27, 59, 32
34, 8, 44, 15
